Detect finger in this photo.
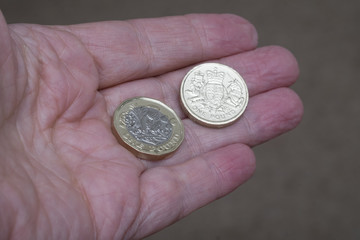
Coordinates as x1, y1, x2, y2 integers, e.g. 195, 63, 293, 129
130, 143, 255, 239
144, 87, 303, 168
66, 14, 258, 88
0, 10, 18, 123
0, 10, 11, 69
102, 46, 299, 118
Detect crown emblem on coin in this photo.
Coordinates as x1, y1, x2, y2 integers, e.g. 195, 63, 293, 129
206, 68, 225, 85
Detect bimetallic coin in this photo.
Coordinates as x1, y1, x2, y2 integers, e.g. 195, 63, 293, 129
113, 97, 184, 160
180, 63, 249, 128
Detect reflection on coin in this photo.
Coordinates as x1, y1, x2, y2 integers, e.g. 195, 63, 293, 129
180, 63, 249, 128
113, 97, 184, 160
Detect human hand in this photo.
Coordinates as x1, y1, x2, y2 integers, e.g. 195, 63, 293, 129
0, 11, 303, 239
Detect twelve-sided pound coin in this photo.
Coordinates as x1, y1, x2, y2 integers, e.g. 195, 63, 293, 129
180, 63, 249, 128
113, 97, 184, 160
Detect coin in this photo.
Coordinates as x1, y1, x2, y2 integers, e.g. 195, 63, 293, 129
112, 97, 184, 160
180, 63, 249, 128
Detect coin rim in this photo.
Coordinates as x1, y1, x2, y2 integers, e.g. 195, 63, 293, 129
180, 63, 249, 128
112, 97, 184, 160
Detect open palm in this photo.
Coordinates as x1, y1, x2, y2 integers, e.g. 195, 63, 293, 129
0, 12, 303, 239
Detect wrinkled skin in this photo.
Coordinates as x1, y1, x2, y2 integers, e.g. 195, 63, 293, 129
0, 11, 303, 239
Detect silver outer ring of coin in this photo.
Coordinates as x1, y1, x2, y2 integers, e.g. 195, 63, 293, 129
112, 97, 184, 160
180, 63, 249, 128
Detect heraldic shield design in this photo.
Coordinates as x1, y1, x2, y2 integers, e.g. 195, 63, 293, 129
185, 67, 246, 114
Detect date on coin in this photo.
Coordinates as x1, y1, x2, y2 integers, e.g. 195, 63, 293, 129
113, 97, 184, 160
180, 63, 249, 128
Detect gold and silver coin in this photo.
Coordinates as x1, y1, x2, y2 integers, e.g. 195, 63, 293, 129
113, 97, 184, 160
180, 63, 249, 128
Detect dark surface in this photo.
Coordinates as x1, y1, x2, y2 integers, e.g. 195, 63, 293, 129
1, 0, 359, 239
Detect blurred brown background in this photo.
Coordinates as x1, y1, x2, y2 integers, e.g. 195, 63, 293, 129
1, 0, 359, 239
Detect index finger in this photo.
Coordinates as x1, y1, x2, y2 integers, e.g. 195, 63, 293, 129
66, 14, 258, 88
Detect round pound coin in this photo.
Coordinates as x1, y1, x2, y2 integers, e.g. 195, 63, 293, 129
180, 63, 249, 128
113, 97, 184, 160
